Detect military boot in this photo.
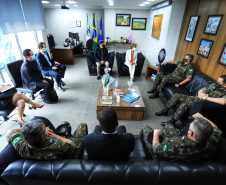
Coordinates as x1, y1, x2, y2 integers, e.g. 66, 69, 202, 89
155, 106, 169, 116
149, 91, 159, 98
147, 84, 158, 93
161, 117, 177, 127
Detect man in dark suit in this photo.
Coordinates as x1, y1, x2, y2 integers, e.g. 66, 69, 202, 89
94, 40, 109, 80
21, 49, 55, 104
36, 42, 66, 92
84, 107, 135, 161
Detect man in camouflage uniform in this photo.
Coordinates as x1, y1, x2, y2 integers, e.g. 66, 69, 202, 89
141, 113, 222, 162
148, 54, 194, 98
6, 118, 87, 160
155, 75, 226, 126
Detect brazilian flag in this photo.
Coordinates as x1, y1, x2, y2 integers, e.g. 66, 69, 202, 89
92, 13, 97, 50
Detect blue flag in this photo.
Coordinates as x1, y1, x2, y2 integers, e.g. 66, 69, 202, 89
98, 14, 103, 45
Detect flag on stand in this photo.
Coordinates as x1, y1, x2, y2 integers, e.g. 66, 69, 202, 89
98, 14, 103, 45
92, 13, 97, 50
86, 13, 90, 41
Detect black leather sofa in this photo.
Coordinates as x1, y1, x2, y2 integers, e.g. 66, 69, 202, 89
116, 52, 145, 77
1, 135, 226, 185
86, 51, 115, 76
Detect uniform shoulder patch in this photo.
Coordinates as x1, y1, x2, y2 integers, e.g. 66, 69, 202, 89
163, 144, 168, 152
12, 137, 22, 145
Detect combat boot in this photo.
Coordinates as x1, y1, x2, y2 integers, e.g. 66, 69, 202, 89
149, 91, 159, 98
155, 106, 169, 116
161, 117, 177, 127
147, 84, 158, 93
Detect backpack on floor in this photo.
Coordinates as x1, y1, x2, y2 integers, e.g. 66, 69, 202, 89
49, 89, 58, 103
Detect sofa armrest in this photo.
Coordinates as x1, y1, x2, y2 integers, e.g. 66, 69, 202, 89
135, 53, 145, 76
116, 52, 126, 75
108, 51, 115, 69
159, 64, 177, 75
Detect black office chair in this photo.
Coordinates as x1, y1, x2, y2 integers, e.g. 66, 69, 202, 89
0, 108, 16, 125
5, 60, 42, 100
47, 34, 56, 57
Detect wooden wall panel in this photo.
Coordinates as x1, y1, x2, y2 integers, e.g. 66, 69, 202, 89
174, 0, 226, 81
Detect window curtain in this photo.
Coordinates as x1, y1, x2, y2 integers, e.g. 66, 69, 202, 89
21, 0, 47, 31
0, 0, 46, 34
0, 0, 27, 34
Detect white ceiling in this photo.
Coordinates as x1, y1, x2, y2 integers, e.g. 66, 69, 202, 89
42, 0, 166, 9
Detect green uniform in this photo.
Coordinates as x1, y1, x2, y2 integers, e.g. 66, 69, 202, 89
142, 124, 222, 162
6, 123, 87, 160
167, 82, 226, 120
155, 61, 194, 92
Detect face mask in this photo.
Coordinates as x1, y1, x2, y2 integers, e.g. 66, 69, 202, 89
183, 58, 188, 63
133, 48, 137, 52
44, 47, 48, 53
31, 55, 36, 61
102, 44, 105, 49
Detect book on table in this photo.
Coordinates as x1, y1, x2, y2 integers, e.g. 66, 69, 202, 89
114, 89, 124, 96
102, 96, 113, 104
123, 93, 140, 103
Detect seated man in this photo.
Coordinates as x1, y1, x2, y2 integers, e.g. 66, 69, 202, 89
21, 49, 55, 104
36, 42, 66, 92
6, 116, 87, 160
84, 107, 135, 161
141, 113, 222, 162
148, 54, 194, 98
94, 40, 109, 80
156, 75, 226, 126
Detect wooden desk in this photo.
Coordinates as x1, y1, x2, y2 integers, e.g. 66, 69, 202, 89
52, 43, 83, 65
96, 85, 145, 120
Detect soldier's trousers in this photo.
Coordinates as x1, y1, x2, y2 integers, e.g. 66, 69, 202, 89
141, 124, 178, 159
154, 72, 182, 92
69, 123, 88, 158
166, 94, 201, 120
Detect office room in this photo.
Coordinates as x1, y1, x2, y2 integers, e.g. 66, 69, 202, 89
0, 0, 226, 185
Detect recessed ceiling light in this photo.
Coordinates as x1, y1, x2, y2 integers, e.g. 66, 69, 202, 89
139, 4, 145, 6
67, 1, 76, 3
108, 0, 114, 2
109, 3, 114, 6
42, 1, 50, 3
144, 2, 151, 4
55, 4, 60, 6
73, 5, 78, 6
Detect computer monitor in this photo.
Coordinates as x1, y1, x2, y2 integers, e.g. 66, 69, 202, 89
69, 32, 74, 38
73, 32, 79, 42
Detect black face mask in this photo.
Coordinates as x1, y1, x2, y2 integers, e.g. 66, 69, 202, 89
183, 58, 188, 63
102, 45, 105, 49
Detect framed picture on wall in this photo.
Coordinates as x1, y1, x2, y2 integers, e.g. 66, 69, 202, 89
185, 16, 199, 42
203, 15, 223, 35
217, 43, 226, 67
116, 14, 131, 26
197, 38, 214, 58
152, 14, 163, 40
131, 18, 147, 30
76, 21, 81, 27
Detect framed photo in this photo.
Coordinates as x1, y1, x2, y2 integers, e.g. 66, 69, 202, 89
203, 15, 223, 35
76, 20, 81, 27
132, 18, 147, 30
185, 16, 199, 42
152, 14, 163, 40
217, 44, 226, 67
116, 14, 131, 26
197, 38, 214, 58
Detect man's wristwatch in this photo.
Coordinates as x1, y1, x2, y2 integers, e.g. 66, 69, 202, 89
205, 96, 209, 100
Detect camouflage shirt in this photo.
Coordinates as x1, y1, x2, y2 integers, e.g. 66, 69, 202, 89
7, 130, 81, 160
171, 61, 194, 80
202, 82, 226, 98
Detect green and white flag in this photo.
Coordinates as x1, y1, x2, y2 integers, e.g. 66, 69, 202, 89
86, 13, 90, 41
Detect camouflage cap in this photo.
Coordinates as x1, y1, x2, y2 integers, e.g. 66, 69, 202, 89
21, 119, 45, 146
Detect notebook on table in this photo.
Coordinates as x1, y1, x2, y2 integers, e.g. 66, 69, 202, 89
0, 84, 15, 93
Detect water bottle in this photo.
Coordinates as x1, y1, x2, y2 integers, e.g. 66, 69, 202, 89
117, 94, 120, 103
115, 80, 118, 89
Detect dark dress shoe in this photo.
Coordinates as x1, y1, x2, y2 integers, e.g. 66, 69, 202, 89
61, 80, 66, 86
161, 117, 176, 127
97, 76, 101, 80
58, 86, 65, 92
149, 91, 159, 98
